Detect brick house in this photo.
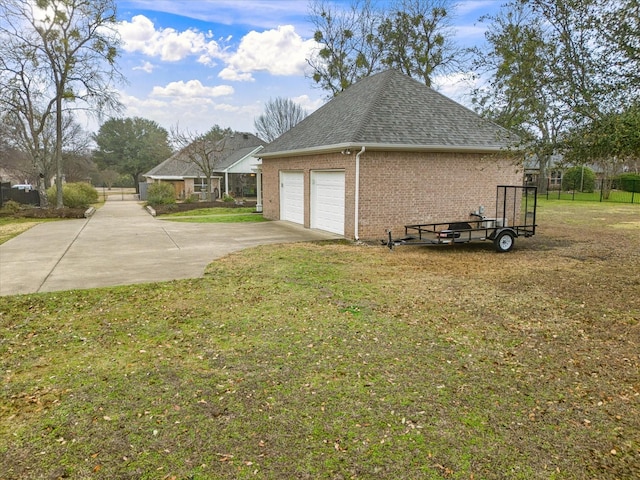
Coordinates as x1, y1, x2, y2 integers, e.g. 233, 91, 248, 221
144, 133, 264, 200
258, 70, 522, 240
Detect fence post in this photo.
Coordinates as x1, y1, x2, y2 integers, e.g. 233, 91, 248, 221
546, 178, 549, 200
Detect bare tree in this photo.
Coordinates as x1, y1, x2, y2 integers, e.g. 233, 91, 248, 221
0, 0, 123, 208
254, 97, 308, 142
0, 42, 54, 204
171, 125, 233, 201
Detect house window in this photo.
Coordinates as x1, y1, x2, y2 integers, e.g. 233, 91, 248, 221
193, 178, 209, 192
549, 171, 562, 188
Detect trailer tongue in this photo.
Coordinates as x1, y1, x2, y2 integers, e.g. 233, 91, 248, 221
385, 185, 537, 253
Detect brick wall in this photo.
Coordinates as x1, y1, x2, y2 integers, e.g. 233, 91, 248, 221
262, 152, 355, 232
261, 150, 522, 240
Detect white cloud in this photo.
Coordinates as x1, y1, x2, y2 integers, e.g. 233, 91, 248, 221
291, 94, 325, 115
218, 67, 255, 82
432, 72, 481, 108
132, 61, 155, 73
118, 15, 225, 62
118, 92, 169, 112
455, 0, 501, 16
454, 24, 488, 42
222, 25, 318, 79
150, 80, 234, 98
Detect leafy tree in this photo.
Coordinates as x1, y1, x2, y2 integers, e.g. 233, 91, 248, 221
0, 0, 123, 208
377, 0, 462, 87
253, 97, 307, 142
471, 0, 640, 193
170, 124, 233, 201
93, 117, 172, 192
524, 0, 606, 120
599, 0, 640, 94
562, 103, 640, 196
472, 2, 564, 192
307, 0, 382, 95
307, 0, 464, 95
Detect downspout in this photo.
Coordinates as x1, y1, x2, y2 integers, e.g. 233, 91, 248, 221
354, 146, 365, 241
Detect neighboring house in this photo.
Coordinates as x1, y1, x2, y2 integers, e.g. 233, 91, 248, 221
524, 154, 564, 189
144, 133, 264, 200
524, 154, 608, 190
258, 69, 523, 240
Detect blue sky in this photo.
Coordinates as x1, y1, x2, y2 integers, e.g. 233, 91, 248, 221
111, 0, 501, 137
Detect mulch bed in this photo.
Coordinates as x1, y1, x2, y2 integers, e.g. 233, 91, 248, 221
0, 207, 87, 219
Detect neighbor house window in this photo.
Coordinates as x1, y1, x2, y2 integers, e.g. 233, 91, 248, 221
193, 178, 209, 192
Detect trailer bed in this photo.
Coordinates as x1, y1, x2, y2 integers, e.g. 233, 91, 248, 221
385, 185, 537, 252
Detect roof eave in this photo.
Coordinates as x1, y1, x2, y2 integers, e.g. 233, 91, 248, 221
259, 142, 519, 159
144, 175, 184, 180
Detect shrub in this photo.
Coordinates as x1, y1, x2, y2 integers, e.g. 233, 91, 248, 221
147, 182, 176, 205
1, 200, 22, 214
562, 166, 595, 192
47, 182, 98, 208
74, 182, 99, 203
615, 173, 640, 192
183, 193, 200, 204
222, 193, 235, 203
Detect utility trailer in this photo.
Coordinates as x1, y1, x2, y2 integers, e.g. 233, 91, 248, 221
385, 185, 537, 253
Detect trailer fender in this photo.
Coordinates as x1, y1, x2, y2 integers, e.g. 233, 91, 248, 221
489, 227, 516, 240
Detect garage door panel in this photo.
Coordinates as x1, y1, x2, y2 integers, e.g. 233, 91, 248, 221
311, 171, 345, 235
280, 171, 304, 225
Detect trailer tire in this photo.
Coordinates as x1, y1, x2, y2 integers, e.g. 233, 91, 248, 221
494, 231, 515, 252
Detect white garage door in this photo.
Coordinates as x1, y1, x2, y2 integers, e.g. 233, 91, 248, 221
311, 170, 345, 235
280, 171, 304, 225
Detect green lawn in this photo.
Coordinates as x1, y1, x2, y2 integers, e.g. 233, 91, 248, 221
159, 207, 268, 223
1, 202, 638, 479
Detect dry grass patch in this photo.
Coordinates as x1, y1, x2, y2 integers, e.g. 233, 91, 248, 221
0, 201, 638, 479
0, 219, 42, 245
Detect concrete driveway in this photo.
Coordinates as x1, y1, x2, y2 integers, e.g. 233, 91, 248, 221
0, 198, 340, 296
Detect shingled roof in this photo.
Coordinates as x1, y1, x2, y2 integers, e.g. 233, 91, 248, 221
260, 69, 517, 157
145, 132, 264, 179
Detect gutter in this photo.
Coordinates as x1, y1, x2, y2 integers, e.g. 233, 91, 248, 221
259, 142, 511, 159
354, 146, 365, 241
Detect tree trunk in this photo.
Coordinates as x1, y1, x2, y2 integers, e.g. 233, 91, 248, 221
537, 152, 550, 194
55, 96, 64, 209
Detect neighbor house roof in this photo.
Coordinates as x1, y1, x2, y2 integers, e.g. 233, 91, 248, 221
216, 145, 263, 171
145, 133, 264, 179
260, 69, 518, 158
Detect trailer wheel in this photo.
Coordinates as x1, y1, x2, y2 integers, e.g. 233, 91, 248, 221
494, 231, 515, 252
